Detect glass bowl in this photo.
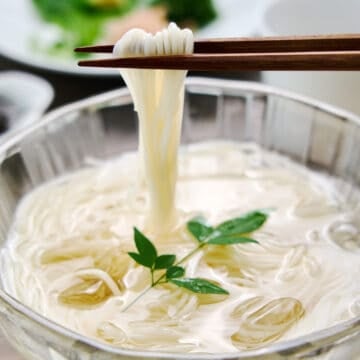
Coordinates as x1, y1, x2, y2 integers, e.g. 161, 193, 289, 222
0, 77, 359, 360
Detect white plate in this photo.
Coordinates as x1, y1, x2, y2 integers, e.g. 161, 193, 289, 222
0, 71, 53, 132
0, 0, 263, 76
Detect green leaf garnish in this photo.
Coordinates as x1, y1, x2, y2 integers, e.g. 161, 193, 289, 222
187, 216, 214, 242
169, 278, 229, 295
207, 235, 259, 245
128, 252, 154, 268
166, 266, 185, 279
215, 211, 268, 236
133, 227, 157, 266
154, 254, 176, 269
125, 210, 268, 311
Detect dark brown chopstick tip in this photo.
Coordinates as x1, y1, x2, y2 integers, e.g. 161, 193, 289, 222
75, 45, 114, 53
74, 47, 92, 53
78, 60, 97, 67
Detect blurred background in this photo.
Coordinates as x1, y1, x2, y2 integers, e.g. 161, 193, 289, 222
0, 0, 264, 109
1, 0, 360, 113
0, 0, 359, 358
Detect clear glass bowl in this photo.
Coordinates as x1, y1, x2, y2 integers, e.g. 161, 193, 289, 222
0, 77, 359, 360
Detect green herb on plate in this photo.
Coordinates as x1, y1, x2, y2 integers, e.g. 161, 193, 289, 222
31, 0, 138, 57
31, 0, 218, 58
150, 0, 217, 28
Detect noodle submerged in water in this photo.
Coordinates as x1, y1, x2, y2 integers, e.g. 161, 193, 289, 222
2, 142, 359, 353
1, 24, 360, 354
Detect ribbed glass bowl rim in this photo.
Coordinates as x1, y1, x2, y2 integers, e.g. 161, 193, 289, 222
0, 77, 359, 359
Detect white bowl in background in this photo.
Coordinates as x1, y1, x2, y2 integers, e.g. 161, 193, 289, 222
259, 0, 360, 115
0, 71, 53, 138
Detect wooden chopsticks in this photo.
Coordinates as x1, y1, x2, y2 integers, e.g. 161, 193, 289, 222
76, 34, 360, 71
76, 52, 360, 71
75, 34, 360, 54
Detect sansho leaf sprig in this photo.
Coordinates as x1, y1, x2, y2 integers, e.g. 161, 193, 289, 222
123, 210, 268, 311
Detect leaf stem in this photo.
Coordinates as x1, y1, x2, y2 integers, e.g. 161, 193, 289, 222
176, 243, 205, 266
150, 268, 155, 286
123, 244, 205, 312
121, 285, 153, 312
